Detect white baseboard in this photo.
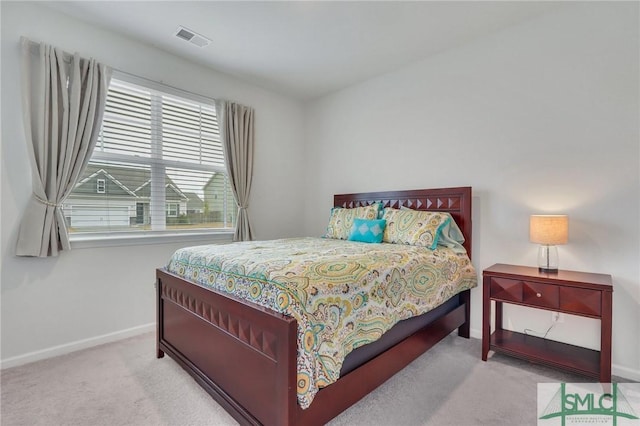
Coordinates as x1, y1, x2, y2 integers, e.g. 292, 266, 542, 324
467, 327, 639, 381
612, 363, 640, 382
0, 323, 155, 370
470, 327, 482, 340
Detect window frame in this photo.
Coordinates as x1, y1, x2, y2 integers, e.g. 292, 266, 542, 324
166, 202, 179, 218
68, 71, 235, 248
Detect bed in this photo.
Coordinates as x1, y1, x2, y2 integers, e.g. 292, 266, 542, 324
156, 186, 475, 426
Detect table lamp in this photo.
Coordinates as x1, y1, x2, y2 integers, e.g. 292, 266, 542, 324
529, 215, 568, 273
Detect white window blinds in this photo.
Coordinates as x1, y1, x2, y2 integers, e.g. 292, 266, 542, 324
65, 75, 236, 234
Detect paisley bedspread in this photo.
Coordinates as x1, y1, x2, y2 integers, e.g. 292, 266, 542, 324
166, 237, 477, 409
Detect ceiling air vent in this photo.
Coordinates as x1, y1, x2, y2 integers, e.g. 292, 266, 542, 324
175, 26, 211, 48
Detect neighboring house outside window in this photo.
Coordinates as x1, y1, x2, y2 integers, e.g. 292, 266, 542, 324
203, 173, 237, 224
184, 192, 204, 214
64, 74, 236, 234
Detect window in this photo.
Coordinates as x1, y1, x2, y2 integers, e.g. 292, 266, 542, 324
166, 203, 179, 218
96, 179, 106, 193
64, 74, 236, 234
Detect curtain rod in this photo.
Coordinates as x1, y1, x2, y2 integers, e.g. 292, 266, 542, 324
111, 67, 224, 105
21, 36, 234, 106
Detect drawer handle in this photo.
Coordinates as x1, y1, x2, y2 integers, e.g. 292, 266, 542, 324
536, 293, 542, 298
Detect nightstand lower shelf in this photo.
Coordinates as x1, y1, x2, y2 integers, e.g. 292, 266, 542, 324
490, 329, 601, 379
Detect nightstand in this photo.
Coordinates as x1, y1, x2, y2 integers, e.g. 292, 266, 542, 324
482, 263, 613, 382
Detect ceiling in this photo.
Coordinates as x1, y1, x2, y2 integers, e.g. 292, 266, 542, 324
45, 1, 562, 101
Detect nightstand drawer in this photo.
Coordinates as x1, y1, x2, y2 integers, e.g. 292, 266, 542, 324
490, 277, 523, 302
560, 287, 602, 317
490, 278, 559, 309
523, 281, 559, 309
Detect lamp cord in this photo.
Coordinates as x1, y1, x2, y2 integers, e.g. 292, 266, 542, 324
524, 322, 556, 339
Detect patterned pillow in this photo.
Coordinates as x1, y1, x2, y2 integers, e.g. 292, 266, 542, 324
382, 208, 451, 249
348, 218, 387, 243
437, 213, 466, 248
400, 207, 465, 248
325, 204, 381, 240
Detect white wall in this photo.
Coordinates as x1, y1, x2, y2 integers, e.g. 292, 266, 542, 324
304, 3, 639, 379
0, 2, 306, 365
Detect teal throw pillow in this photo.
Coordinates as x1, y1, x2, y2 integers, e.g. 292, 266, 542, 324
348, 218, 387, 243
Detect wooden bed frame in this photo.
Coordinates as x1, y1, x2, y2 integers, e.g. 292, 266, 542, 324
156, 187, 473, 426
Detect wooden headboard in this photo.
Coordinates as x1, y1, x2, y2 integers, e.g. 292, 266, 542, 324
334, 187, 472, 259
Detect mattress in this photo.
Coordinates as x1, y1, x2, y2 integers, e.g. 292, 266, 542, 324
166, 237, 477, 408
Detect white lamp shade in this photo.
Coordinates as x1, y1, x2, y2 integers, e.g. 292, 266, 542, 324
529, 215, 569, 245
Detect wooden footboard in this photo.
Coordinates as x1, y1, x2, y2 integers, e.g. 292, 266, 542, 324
157, 269, 297, 425
158, 268, 470, 426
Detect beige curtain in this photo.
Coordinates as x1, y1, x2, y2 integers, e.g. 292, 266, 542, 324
216, 100, 255, 241
16, 38, 111, 257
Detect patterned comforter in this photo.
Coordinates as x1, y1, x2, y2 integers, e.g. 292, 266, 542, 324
166, 237, 477, 409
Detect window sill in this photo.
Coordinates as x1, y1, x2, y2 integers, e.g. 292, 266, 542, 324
70, 230, 234, 249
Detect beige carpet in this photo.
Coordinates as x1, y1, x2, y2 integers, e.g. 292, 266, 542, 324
1, 332, 621, 426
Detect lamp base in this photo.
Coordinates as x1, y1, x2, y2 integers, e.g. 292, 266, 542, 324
537, 245, 559, 272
